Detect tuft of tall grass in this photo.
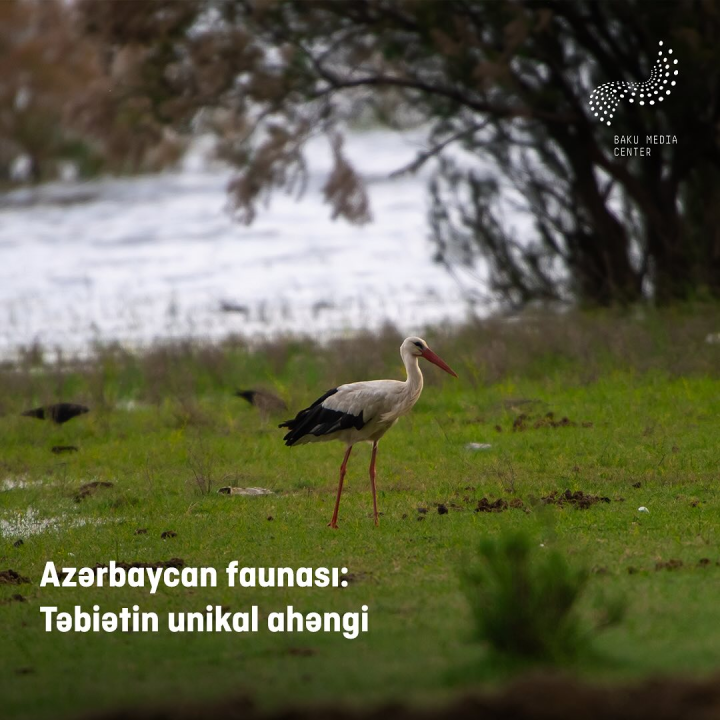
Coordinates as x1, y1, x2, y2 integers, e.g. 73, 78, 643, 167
461, 532, 591, 663
1, 307, 718, 412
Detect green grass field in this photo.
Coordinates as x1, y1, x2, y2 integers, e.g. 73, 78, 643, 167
1, 310, 719, 719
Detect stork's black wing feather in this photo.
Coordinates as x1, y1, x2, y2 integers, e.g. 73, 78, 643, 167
278, 389, 337, 430
279, 388, 365, 446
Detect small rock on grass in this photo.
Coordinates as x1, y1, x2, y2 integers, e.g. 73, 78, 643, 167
218, 487, 274, 496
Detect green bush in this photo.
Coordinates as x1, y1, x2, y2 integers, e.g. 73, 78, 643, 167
461, 532, 590, 663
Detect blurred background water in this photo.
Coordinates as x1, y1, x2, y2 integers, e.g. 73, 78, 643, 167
0, 129, 488, 359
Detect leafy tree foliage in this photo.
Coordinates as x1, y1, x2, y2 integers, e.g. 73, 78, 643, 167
9, 1, 720, 305
0, 1, 103, 182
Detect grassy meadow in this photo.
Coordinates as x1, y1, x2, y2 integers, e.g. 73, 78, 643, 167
1, 309, 720, 719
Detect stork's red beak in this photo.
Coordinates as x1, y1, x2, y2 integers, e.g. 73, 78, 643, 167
421, 348, 458, 377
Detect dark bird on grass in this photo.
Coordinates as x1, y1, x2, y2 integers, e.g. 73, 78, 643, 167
235, 389, 288, 415
279, 337, 458, 528
21, 403, 89, 425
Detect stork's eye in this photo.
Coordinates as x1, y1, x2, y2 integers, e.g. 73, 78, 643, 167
413, 341, 424, 349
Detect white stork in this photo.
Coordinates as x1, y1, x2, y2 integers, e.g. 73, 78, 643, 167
279, 337, 458, 528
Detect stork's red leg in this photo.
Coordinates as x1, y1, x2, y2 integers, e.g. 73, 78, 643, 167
369, 441, 379, 526
328, 445, 353, 529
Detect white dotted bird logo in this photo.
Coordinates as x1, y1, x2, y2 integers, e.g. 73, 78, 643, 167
589, 41, 679, 126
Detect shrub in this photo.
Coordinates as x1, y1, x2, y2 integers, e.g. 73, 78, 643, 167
461, 532, 590, 663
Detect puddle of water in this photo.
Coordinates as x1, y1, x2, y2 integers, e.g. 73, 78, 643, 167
1, 475, 35, 491
0, 507, 111, 538
0, 130, 499, 359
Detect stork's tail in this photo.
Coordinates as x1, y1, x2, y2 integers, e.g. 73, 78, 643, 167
278, 387, 341, 446
278, 416, 303, 446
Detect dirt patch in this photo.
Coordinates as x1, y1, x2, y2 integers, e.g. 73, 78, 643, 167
0, 593, 27, 605
429, 501, 464, 513
74, 481, 114, 502
0, 569, 30, 585
428, 490, 606, 516
286, 647, 316, 657
417, 496, 527, 515
475, 497, 509, 513
340, 572, 371, 585
655, 559, 684, 571
511, 412, 593, 432
470, 497, 525, 513
161, 530, 178, 539
540, 489, 610, 509
626, 558, 720, 574
134, 528, 148, 535
52, 445, 79, 454
84, 672, 720, 720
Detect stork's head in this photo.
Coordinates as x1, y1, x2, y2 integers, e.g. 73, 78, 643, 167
402, 337, 458, 377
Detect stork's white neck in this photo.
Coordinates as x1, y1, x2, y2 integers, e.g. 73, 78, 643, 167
401, 346, 424, 400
